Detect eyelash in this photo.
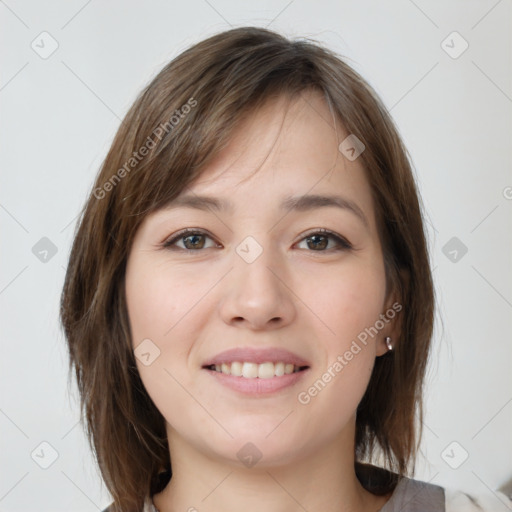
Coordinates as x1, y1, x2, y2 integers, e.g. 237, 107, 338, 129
161, 228, 353, 252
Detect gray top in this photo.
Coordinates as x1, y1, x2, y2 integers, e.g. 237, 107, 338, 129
379, 475, 444, 511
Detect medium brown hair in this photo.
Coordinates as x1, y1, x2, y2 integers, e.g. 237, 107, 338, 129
60, 26, 434, 512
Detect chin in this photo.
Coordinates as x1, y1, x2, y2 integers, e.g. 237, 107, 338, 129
216, 438, 308, 471
209, 422, 316, 468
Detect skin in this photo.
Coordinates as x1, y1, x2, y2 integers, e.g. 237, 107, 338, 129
125, 90, 400, 512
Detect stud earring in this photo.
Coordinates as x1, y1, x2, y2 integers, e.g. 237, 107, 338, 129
384, 336, 393, 351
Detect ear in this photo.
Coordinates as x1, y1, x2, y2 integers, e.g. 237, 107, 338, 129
375, 268, 409, 357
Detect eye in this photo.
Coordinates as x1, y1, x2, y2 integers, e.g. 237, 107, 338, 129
162, 229, 220, 251
161, 228, 352, 252
295, 229, 352, 251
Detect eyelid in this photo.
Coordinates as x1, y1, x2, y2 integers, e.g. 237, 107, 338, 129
294, 228, 354, 254
161, 228, 220, 249
161, 227, 353, 252
295, 228, 353, 250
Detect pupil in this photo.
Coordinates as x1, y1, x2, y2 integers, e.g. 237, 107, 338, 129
181, 234, 329, 250
307, 235, 327, 250
184, 234, 204, 249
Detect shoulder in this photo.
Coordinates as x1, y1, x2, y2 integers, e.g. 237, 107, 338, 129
378, 473, 511, 512
356, 463, 445, 511
444, 487, 512, 511
356, 462, 512, 512
381, 475, 445, 511
380, 475, 512, 512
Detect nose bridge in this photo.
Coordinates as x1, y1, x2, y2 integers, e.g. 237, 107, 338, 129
218, 233, 295, 328
233, 233, 282, 297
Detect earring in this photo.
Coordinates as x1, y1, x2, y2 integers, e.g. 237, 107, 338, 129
384, 336, 393, 351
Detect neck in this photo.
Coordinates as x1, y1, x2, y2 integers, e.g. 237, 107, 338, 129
153, 422, 390, 512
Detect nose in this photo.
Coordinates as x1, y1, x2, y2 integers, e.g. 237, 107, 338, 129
218, 242, 296, 331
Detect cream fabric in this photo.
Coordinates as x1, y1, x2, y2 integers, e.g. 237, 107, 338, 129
445, 487, 512, 511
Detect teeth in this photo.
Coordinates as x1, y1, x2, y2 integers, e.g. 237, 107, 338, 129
230, 361, 242, 377
211, 361, 304, 378
258, 362, 274, 379
242, 362, 259, 378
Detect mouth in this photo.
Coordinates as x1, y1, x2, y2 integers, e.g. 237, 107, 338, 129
201, 347, 311, 394
202, 361, 310, 379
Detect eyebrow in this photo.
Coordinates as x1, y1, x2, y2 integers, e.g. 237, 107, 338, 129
164, 193, 369, 228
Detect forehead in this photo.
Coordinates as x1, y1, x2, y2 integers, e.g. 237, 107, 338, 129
197, 91, 346, 180
172, 91, 377, 224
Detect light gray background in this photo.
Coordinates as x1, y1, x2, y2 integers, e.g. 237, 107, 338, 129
1, 1, 511, 511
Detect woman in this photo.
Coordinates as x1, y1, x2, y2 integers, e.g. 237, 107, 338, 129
60, 27, 498, 511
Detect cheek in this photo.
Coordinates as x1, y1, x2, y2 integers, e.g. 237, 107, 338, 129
299, 349, 374, 442
125, 261, 204, 346
295, 259, 385, 406
292, 259, 385, 407
300, 258, 387, 347
125, 264, 197, 423
125, 259, 215, 402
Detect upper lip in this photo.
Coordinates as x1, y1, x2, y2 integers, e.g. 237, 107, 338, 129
202, 347, 310, 367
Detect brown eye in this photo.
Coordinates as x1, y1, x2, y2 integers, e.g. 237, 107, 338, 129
163, 230, 218, 251
182, 233, 206, 249
305, 234, 329, 250
296, 229, 352, 251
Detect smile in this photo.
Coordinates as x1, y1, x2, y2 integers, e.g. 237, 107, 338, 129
204, 361, 309, 379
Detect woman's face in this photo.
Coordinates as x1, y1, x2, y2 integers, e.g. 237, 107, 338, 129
125, 91, 399, 468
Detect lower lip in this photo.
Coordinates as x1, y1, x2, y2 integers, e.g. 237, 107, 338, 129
204, 369, 309, 395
